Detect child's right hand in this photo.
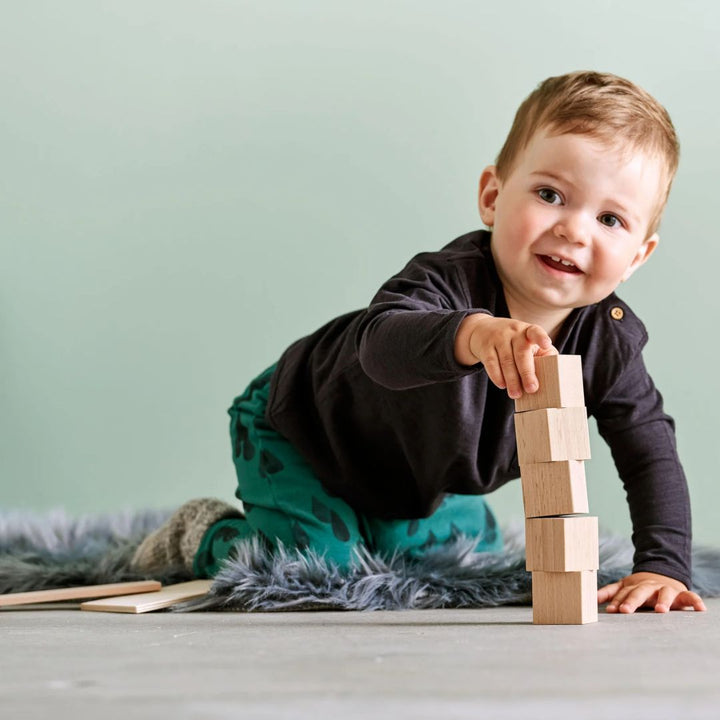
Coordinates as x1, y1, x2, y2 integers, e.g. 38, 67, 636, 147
455, 314, 558, 399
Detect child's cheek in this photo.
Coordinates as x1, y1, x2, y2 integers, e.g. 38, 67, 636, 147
511, 211, 541, 249
496, 197, 540, 251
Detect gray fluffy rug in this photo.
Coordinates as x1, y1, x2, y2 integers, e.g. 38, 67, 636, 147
2, 509, 720, 612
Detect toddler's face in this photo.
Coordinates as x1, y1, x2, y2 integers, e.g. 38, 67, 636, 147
479, 129, 663, 325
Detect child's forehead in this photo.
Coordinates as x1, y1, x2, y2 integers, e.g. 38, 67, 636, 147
527, 126, 638, 162
519, 127, 666, 184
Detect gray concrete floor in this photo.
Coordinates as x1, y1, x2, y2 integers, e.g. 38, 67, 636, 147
2, 599, 718, 720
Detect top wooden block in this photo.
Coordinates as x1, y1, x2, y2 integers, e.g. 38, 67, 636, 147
515, 354, 585, 413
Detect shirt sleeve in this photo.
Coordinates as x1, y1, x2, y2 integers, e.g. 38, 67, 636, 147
355, 250, 490, 390
592, 350, 693, 588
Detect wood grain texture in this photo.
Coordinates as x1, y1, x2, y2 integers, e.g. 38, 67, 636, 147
515, 354, 585, 413
520, 460, 589, 518
80, 580, 212, 614
525, 516, 599, 571
532, 570, 598, 624
514, 406, 591, 464
0, 581, 161, 608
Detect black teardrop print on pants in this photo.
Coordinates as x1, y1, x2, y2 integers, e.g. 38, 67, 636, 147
420, 529, 438, 551
291, 521, 310, 549
311, 497, 331, 523
242, 427, 256, 461
234, 423, 251, 459
483, 505, 498, 544
407, 519, 420, 537
330, 511, 350, 542
256, 529, 273, 551
217, 526, 241, 543
259, 449, 284, 477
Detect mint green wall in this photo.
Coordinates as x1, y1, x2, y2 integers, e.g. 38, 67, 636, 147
3, 1, 718, 544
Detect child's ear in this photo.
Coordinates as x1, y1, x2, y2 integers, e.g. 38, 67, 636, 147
478, 166, 500, 227
622, 233, 659, 282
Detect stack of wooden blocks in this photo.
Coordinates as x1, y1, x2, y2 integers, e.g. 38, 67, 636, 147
514, 354, 599, 625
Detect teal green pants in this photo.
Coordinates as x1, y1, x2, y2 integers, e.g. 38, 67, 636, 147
194, 365, 503, 577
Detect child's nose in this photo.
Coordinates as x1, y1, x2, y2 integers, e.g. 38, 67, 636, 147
553, 214, 590, 245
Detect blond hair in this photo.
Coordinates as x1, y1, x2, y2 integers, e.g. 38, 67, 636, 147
495, 71, 679, 235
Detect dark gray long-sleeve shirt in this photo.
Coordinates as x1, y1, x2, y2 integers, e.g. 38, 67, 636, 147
266, 230, 692, 587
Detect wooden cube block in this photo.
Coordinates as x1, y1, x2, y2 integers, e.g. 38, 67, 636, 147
520, 460, 589, 518
515, 354, 585, 413
525, 516, 599, 571
532, 570, 598, 625
514, 406, 591, 464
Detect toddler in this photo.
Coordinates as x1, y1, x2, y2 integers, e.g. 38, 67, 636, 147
134, 71, 706, 614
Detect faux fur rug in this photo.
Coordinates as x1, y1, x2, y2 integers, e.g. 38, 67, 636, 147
2, 509, 720, 612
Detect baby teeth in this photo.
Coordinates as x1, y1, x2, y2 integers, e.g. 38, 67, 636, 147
550, 255, 575, 267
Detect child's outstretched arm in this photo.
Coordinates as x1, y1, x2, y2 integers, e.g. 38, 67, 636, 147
598, 572, 706, 613
454, 313, 558, 398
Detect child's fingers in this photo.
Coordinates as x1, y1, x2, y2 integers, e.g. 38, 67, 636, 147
536, 344, 559, 358
597, 581, 622, 604
498, 349, 523, 399
604, 584, 636, 612
513, 339, 539, 394
670, 590, 707, 612
615, 585, 656, 613
517, 325, 558, 393
482, 349, 506, 390
601, 575, 706, 615
524, 324, 554, 351
654, 586, 676, 613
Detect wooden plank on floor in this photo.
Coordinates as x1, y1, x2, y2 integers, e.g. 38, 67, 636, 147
80, 580, 212, 614
0, 580, 162, 608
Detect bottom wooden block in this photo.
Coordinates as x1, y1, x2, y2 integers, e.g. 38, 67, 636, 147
532, 570, 598, 625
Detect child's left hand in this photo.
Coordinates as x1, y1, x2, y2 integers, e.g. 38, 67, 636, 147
598, 571, 706, 613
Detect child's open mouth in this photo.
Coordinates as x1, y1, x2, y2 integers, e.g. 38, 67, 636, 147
539, 255, 583, 274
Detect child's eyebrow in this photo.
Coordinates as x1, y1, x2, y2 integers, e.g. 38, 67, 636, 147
529, 170, 572, 185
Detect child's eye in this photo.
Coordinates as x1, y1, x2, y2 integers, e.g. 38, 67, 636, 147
598, 213, 623, 229
538, 188, 562, 204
